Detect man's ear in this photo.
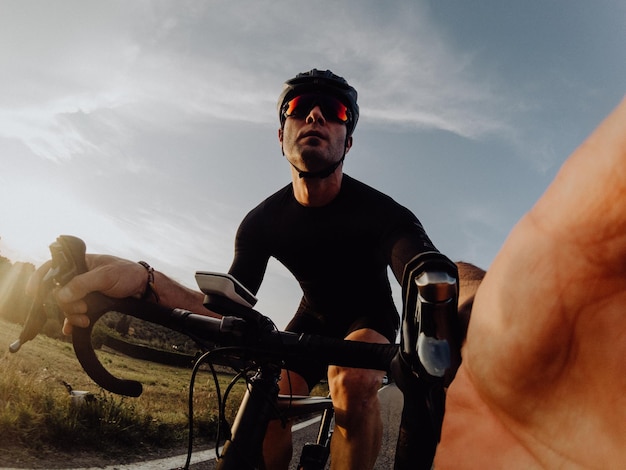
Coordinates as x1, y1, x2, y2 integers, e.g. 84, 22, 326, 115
345, 135, 353, 153
278, 128, 283, 144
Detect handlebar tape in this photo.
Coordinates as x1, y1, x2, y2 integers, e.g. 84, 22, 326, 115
74, 294, 209, 397
73, 294, 145, 397
73, 297, 399, 396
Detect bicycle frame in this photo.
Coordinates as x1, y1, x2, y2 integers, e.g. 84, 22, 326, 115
209, 364, 335, 470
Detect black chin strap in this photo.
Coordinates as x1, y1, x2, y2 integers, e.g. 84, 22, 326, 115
291, 155, 345, 179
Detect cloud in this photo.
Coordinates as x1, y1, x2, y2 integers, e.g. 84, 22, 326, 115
0, 0, 520, 167
2, 0, 622, 326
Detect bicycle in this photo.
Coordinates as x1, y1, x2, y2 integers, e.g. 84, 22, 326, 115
10, 235, 460, 470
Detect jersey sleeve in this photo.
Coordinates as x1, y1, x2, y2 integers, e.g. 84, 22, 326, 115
228, 205, 271, 295
386, 211, 439, 285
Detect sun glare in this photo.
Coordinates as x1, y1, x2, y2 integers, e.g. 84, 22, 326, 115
1, 177, 101, 266
0, 260, 33, 319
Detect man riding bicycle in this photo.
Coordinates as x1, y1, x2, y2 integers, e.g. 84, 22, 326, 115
43, 69, 458, 469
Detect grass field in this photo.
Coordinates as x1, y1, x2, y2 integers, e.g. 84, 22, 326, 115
0, 318, 246, 466
1, 316, 330, 468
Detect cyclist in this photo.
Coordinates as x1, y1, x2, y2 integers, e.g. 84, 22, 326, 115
36, 87, 626, 469
34, 69, 457, 469
435, 97, 626, 468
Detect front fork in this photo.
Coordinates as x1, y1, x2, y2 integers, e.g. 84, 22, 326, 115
391, 252, 460, 470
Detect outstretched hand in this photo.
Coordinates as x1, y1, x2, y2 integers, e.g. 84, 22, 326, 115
436, 97, 626, 468
27, 254, 148, 335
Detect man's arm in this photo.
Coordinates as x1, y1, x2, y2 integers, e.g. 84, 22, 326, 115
28, 253, 212, 335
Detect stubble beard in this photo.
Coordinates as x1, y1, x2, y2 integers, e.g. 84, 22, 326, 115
296, 137, 343, 171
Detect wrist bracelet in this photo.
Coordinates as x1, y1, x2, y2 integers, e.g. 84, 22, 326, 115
138, 261, 160, 303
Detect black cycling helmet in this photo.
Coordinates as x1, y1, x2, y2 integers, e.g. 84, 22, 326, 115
277, 69, 359, 136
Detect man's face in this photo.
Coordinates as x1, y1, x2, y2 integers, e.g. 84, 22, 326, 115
279, 93, 352, 173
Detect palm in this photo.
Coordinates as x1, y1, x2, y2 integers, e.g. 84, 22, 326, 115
437, 98, 626, 469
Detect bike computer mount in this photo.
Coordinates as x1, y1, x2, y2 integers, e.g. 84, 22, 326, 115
195, 271, 257, 309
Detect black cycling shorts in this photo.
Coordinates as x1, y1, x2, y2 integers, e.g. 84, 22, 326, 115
284, 310, 397, 390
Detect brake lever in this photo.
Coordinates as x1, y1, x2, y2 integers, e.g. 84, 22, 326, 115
397, 252, 461, 382
52, 235, 145, 397
10, 235, 144, 396
390, 252, 460, 470
9, 235, 87, 353
9, 290, 52, 353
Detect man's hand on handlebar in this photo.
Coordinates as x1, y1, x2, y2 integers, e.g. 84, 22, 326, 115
27, 254, 150, 335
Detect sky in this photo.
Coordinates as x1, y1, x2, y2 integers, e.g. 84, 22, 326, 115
1, 0, 625, 329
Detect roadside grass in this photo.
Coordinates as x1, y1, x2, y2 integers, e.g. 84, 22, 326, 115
0, 318, 246, 460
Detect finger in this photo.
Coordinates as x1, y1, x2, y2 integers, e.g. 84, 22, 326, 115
65, 312, 89, 328
61, 311, 90, 336
55, 267, 113, 304
61, 317, 90, 335
56, 294, 89, 315
62, 318, 72, 336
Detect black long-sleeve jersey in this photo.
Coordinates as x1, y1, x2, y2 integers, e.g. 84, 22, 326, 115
229, 174, 437, 348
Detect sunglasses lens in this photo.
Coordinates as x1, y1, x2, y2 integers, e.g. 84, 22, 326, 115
284, 95, 308, 117
332, 99, 349, 122
284, 94, 349, 123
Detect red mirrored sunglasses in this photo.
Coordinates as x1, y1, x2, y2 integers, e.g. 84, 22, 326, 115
283, 93, 350, 123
